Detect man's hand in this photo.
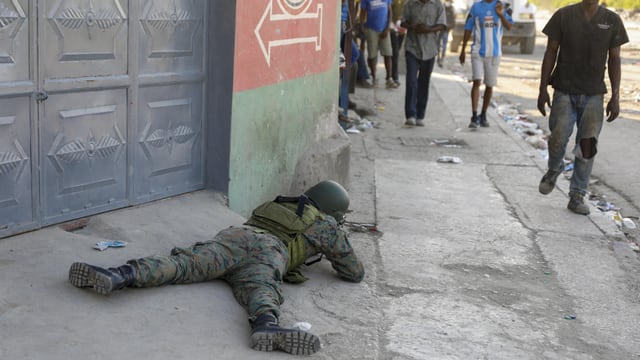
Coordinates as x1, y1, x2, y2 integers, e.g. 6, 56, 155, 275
537, 87, 551, 116
380, 29, 389, 38
496, 1, 504, 16
459, 51, 465, 65
413, 23, 428, 33
606, 96, 620, 122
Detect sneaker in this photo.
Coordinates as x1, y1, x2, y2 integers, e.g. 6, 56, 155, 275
468, 115, 479, 129
415, 119, 425, 126
386, 79, 399, 89
356, 79, 373, 89
479, 113, 490, 127
405, 117, 416, 126
567, 192, 590, 215
538, 170, 561, 195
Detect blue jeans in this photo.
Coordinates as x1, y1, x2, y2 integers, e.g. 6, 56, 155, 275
404, 51, 435, 120
438, 30, 450, 58
547, 90, 604, 195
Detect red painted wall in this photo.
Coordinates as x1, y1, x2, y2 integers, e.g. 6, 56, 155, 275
233, 0, 338, 92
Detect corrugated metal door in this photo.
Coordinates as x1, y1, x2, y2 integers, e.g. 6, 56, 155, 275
0, 0, 206, 237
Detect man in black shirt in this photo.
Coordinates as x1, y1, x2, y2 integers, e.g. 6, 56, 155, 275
537, 0, 628, 215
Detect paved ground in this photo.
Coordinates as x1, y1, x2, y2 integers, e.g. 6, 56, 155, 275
1, 65, 639, 359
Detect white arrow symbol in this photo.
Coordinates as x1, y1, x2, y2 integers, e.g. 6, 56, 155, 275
254, 1, 323, 66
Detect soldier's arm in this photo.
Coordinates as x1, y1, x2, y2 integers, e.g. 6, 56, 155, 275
305, 220, 364, 282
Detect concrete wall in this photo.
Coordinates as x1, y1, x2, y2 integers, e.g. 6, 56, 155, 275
227, 0, 351, 217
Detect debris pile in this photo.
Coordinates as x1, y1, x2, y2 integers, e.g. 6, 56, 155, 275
496, 103, 549, 158
339, 108, 377, 133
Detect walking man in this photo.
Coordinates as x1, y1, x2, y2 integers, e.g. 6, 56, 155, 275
360, 0, 398, 88
68, 181, 365, 355
459, 0, 513, 129
390, 0, 407, 86
537, 0, 628, 215
401, 0, 446, 127
436, 0, 455, 67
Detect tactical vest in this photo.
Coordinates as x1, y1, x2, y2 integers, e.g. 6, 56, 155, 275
244, 197, 324, 273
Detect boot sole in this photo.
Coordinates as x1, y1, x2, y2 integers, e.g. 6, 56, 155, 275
250, 329, 320, 355
68, 262, 114, 296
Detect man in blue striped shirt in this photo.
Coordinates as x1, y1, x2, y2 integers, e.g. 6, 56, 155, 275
459, 0, 513, 128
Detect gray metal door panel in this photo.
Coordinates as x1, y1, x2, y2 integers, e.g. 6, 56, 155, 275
138, 0, 204, 75
41, 89, 128, 224
0, 0, 28, 80
135, 82, 203, 202
133, 0, 205, 203
0, 96, 33, 233
0, 0, 36, 236
42, 0, 128, 80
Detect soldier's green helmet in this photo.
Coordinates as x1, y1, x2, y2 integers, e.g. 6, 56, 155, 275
304, 180, 350, 224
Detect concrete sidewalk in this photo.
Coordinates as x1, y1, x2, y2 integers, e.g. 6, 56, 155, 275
1, 62, 639, 359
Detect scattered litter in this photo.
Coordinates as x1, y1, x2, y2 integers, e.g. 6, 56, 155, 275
346, 127, 360, 134
495, 102, 550, 158
377, 106, 385, 111
437, 156, 463, 164
293, 322, 312, 331
606, 211, 624, 227
94, 240, 127, 251
564, 163, 574, 172
357, 120, 375, 131
629, 243, 640, 252
622, 218, 637, 230
596, 200, 619, 212
564, 315, 576, 320
525, 135, 548, 150
544, 271, 552, 275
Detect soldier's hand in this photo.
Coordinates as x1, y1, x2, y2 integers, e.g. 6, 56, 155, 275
606, 97, 620, 122
537, 88, 550, 116
459, 51, 465, 65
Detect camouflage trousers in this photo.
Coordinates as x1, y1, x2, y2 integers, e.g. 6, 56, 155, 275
126, 226, 289, 320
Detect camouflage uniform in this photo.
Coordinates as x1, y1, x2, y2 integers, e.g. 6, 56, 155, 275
125, 216, 364, 320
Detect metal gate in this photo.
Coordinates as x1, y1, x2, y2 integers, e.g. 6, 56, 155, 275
0, 0, 206, 237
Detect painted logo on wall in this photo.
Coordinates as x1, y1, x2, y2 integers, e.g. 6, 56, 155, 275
234, 0, 337, 92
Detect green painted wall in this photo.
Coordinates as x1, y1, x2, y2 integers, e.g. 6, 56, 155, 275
228, 69, 339, 217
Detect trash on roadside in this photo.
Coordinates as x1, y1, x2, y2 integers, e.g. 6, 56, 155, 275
564, 163, 574, 172
629, 242, 640, 252
525, 135, 548, 150
596, 200, 619, 212
292, 322, 312, 331
437, 156, 462, 164
564, 315, 576, 320
622, 218, 637, 230
346, 127, 360, 134
607, 211, 623, 227
94, 240, 127, 251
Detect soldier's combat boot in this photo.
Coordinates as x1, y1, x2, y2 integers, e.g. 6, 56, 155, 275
250, 313, 321, 355
68, 262, 136, 296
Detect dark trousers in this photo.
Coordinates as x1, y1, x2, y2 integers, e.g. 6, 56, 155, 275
390, 31, 405, 82
404, 51, 435, 120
